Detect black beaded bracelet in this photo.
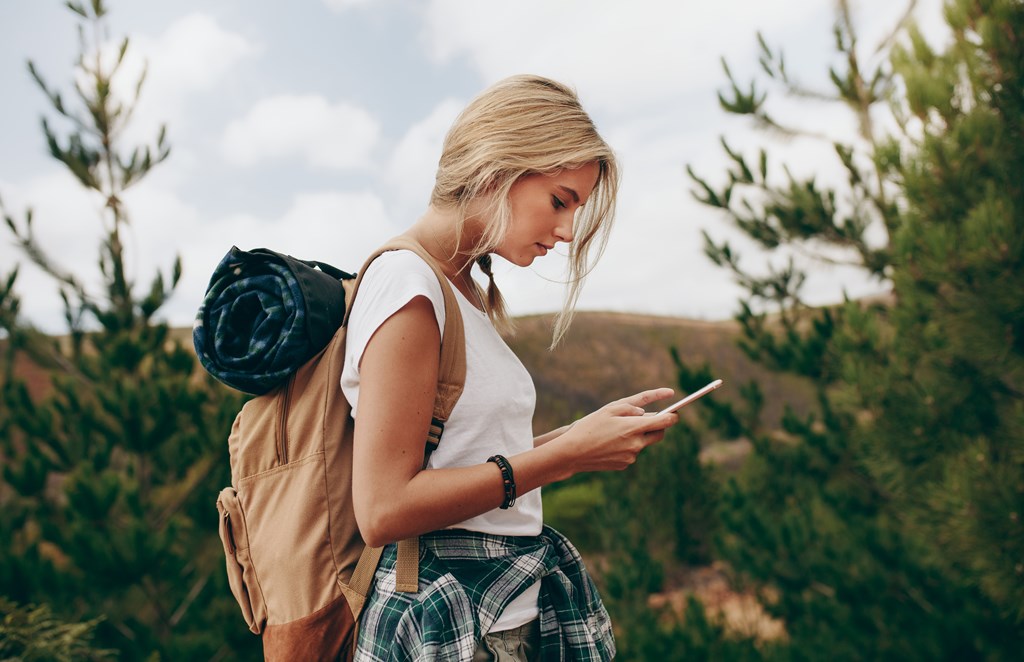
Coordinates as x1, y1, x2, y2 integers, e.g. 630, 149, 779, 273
487, 454, 517, 509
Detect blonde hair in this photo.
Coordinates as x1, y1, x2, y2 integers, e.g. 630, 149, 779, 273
430, 74, 620, 346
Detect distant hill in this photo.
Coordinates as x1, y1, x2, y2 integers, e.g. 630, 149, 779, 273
507, 311, 815, 438
7, 311, 816, 451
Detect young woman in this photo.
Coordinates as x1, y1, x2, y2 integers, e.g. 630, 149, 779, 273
341, 74, 679, 661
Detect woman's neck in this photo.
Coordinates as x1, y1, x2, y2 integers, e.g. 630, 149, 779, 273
406, 206, 484, 308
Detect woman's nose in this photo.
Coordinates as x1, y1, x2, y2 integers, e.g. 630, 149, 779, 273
554, 213, 575, 244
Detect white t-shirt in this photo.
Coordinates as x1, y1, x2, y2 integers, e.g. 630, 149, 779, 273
340, 249, 543, 631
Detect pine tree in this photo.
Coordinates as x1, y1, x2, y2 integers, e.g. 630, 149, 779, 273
0, 597, 116, 662
540, 409, 732, 658
0, 1, 256, 658
684, 0, 1023, 658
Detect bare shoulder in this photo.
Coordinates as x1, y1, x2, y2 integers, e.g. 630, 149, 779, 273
361, 295, 441, 379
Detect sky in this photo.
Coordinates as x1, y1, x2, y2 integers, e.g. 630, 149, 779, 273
0, 0, 949, 333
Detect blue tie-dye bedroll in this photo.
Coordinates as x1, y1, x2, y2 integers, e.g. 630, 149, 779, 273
193, 246, 352, 395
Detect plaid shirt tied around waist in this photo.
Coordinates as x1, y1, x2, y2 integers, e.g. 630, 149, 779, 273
355, 526, 616, 661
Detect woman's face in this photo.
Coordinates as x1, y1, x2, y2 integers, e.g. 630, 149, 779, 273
494, 161, 601, 267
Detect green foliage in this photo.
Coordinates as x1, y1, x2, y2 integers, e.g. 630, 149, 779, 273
0, 3, 257, 659
545, 420, 720, 566
682, 0, 1024, 658
543, 415, 730, 656
0, 597, 117, 662
542, 481, 607, 552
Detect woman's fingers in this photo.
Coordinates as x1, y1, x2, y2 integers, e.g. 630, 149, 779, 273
639, 433, 665, 451
644, 411, 679, 430
562, 389, 683, 473
617, 387, 675, 409
604, 402, 645, 417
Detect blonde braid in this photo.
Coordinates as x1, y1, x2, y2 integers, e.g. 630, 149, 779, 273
475, 254, 514, 335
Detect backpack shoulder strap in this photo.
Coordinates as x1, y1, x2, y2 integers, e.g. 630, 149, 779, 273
344, 235, 468, 596
344, 235, 467, 439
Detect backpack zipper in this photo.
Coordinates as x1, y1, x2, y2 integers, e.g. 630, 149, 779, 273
221, 508, 236, 554
277, 378, 292, 464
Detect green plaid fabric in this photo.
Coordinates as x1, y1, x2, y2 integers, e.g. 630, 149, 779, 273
355, 526, 615, 661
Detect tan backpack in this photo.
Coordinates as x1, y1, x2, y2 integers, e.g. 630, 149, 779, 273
214, 236, 466, 660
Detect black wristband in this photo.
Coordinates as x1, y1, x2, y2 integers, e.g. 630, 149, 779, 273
486, 454, 517, 509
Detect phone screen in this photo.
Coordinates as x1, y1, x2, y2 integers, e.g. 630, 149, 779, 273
656, 379, 723, 415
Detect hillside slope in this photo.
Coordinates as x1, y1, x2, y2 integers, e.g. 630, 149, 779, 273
7, 311, 814, 445
507, 311, 814, 437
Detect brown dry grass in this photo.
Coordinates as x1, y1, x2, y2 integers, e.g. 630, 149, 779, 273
507, 311, 815, 436
6, 311, 817, 443
650, 562, 787, 643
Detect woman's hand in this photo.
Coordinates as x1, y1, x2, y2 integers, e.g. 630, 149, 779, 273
549, 388, 679, 474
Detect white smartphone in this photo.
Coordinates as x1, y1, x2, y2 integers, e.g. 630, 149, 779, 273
656, 379, 724, 415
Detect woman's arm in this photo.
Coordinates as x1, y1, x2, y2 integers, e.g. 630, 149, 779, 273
534, 424, 573, 447
351, 296, 678, 547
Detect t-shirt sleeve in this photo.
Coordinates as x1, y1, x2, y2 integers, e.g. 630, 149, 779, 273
341, 250, 447, 416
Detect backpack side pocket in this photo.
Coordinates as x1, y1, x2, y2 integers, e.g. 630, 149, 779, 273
216, 486, 268, 634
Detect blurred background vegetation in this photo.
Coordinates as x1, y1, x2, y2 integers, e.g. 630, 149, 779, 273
2, 0, 1022, 659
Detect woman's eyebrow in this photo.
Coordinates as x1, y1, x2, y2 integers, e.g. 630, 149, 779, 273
557, 185, 580, 204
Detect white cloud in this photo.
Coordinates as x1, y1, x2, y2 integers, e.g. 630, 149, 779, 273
275, 191, 398, 261
0, 173, 112, 330
385, 98, 463, 222
222, 95, 380, 169
322, 0, 376, 11
421, 0, 802, 115
0, 172, 214, 332
420, 0, 933, 321
421, 0, 951, 120
112, 13, 257, 139
165, 189, 398, 328
142, 14, 256, 93
3, 0, 951, 333
1, 169, 397, 331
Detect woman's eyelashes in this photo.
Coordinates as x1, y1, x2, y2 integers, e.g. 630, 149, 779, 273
551, 195, 566, 210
